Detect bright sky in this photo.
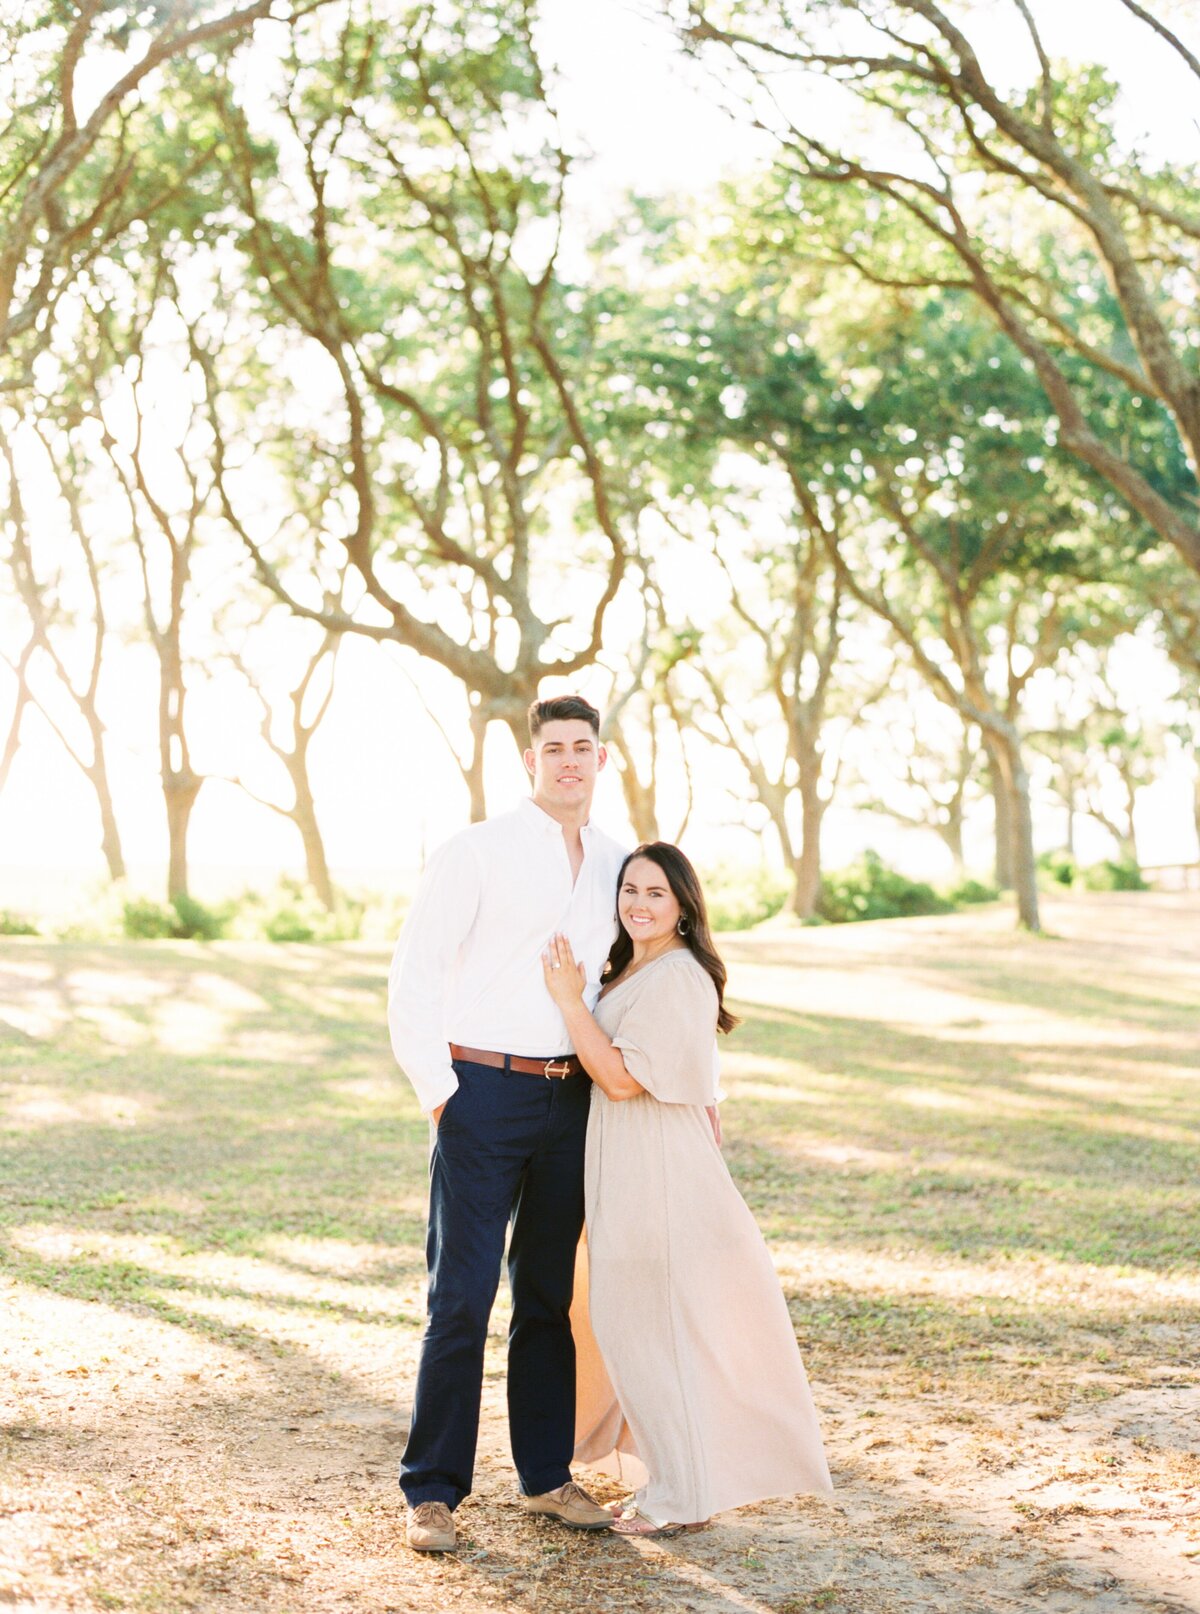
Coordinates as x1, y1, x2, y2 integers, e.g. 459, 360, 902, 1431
2, 0, 1198, 914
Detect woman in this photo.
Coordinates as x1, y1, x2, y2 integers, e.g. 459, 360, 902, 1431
542, 842, 833, 1537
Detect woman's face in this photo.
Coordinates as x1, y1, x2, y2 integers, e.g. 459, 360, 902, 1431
618, 856, 683, 947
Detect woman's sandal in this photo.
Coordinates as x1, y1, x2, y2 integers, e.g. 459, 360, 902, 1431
610, 1506, 709, 1539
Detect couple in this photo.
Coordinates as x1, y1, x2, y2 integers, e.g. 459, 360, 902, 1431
388, 695, 831, 1551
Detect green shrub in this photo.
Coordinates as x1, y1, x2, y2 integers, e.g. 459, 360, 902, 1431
121, 898, 176, 939
1037, 850, 1076, 887
122, 893, 231, 941
227, 878, 365, 943
1081, 858, 1148, 892
264, 905, 317, 943
170, 893, 231, 940
817, 850, 955, 924
262, 886, 363, 943
946, 877, 1000, 905
701, 862, 791, 932
0, 909, 38, 936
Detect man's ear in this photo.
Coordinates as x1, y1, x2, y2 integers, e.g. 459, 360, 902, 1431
596, 743, 607, 773
523, 747, 536, 778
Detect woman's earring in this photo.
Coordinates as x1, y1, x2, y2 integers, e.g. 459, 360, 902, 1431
677, 916, 690, 936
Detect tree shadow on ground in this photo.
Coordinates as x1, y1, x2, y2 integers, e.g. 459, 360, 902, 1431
2, 929, 1199, 1611
725, 1001, 1200, 1273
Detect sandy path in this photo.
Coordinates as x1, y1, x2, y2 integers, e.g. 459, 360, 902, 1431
4, 1278, 1196, 1613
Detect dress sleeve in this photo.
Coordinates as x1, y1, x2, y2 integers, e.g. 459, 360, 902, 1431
610, 959, 719, 1105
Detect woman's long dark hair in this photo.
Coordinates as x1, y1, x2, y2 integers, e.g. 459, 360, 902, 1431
603, 842, 740, 1034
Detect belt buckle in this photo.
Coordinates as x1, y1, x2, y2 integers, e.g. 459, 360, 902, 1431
543, 1058, 571, 1080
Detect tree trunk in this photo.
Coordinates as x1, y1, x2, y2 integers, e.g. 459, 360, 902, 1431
938, 811, 966, 875
464, 699, 489, 824
501, 707, 528, 769
985, 737, 1016, 891
789, 777, 825, 920
1087, 803, 1138, 864
621, 772, 658, 843
160, 651, 201, 902
0, 652, 31, 795
1, 605, 125, 879
1118, 770, 1140, 866
603, 718, 657, 843
75, 688, 124, 880
281, 752, 333, 908
990, 734, 1040, 931
154, 527, 204, 903
267, 701, 335, 906
298, 807, 334, 908
165, 773, 201, 901
88, 760, 126, 883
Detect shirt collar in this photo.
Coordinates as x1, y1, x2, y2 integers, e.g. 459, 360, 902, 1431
521, 796, 595, 837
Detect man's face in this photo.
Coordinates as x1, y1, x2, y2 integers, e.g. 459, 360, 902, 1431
524, 719, 606, 814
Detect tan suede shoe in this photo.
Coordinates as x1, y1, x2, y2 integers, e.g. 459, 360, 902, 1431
406, 1500, 457, 1552
521, 1480, 613, 1529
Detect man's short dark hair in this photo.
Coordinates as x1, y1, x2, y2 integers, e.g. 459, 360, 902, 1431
527, 695, 601, 743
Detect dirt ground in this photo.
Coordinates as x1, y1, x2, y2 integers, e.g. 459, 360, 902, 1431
2, 891, 1198, 1614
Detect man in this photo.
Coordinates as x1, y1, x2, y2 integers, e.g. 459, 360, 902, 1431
388, 694, 628, 1553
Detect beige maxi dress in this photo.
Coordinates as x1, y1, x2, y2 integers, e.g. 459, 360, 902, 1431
572, 949, 833, 1524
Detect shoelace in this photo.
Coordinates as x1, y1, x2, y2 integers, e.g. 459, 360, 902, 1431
555, 1482, 598, 1506
412, 1502, 451, 1523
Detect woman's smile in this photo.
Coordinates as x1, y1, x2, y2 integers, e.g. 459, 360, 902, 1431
617, 857, 684, 952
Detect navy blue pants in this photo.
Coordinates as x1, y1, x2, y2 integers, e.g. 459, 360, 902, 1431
399, 1057, 591, 1509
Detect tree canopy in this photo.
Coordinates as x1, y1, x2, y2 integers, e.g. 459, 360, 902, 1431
1, 0, 1197, 920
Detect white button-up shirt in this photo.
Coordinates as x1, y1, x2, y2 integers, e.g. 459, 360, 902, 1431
388, 797, 629, 1113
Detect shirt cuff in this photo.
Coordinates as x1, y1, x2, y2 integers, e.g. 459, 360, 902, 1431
417, 1069, 460, 1116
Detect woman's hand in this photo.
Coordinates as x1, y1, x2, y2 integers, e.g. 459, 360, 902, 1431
541, 937, 644, 1102
542, 932, 586, 1009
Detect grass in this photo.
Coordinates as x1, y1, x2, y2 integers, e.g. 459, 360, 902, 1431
2, 943, 427, 1241
718, 897, 1200, 1413
2, 890, 1199, 1614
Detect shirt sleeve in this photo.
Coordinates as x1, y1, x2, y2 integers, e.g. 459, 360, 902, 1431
609, 960, 720, 1105
388, 836, 482, 1114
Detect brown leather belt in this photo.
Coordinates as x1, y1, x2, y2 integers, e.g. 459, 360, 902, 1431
449, 1043, 582, 1079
